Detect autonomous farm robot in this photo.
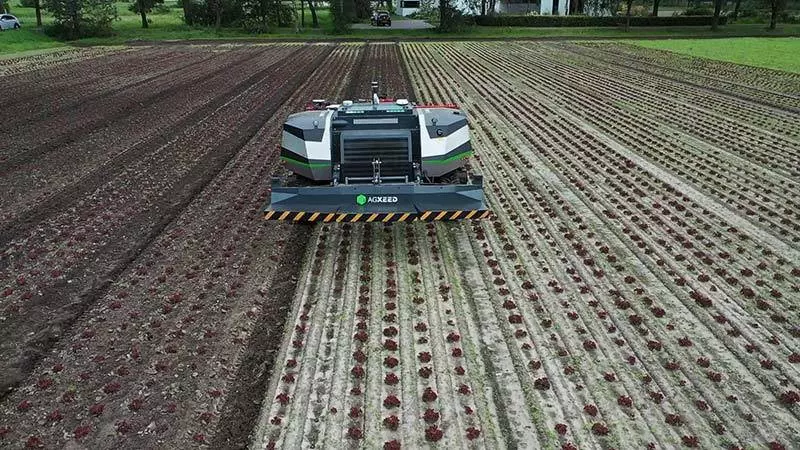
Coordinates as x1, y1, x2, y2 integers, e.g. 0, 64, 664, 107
264, 82, 489, 223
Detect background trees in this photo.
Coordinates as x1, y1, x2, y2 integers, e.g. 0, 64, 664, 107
43, 0, 117, 38
128, 0, 164, 27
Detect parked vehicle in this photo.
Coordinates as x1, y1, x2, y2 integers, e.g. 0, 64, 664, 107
0, 14, 21, 30
370, 11, 391, 27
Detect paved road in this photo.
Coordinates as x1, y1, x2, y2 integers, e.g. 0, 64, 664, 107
353, 19, 434, 30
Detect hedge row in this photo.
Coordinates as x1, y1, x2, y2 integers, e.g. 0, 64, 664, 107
474, 15, 728, 27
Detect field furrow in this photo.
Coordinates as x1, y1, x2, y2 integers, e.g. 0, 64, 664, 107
579, 42, 800, 109
2, 39, 798, 450
398, 41, 800, 449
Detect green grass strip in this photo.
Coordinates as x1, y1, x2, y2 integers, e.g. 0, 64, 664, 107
632, 37, 800, 73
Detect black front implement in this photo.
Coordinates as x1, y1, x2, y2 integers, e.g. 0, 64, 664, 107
264, 176, 489, 223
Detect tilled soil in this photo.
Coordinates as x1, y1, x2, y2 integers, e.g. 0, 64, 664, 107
252, 42, 800, 450
0, 43, 356, 449
1, 42, 799, 450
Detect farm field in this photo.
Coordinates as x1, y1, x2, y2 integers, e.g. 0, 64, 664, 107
0, 41, 798, 450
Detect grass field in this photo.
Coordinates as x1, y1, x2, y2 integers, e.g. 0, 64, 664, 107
634, 37, 800, 73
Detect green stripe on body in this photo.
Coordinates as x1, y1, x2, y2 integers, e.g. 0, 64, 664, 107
281, 156, 332, 168
424, 151, 473, 164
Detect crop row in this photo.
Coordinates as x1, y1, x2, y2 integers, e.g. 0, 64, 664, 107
0, 47, 124, 78
580, 42, 800, 106
0, 43, 358, 449
470, 42, 800, 244
554, 43, 800, 143
400, 42, 798, 449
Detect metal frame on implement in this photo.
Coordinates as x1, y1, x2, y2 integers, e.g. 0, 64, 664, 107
264, 176, 490, 223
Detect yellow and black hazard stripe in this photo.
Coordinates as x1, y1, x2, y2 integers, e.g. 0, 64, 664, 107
264, 210, 491, 223
416, 210, 492, 221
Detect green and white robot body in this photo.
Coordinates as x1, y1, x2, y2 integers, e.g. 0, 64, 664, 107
279, 101, 472, 183
266, 88, 488, 222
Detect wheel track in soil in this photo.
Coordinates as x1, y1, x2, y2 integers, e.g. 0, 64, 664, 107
252, 44, 452, 450
0, 45, 302, 247
577, 42, 800, 111
0, 45, 296, 172
403, 41, 799, 448
468, 42, 800, 247
0, 44, 333, 403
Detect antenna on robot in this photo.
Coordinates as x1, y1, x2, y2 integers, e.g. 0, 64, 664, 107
371, 81, 379, 106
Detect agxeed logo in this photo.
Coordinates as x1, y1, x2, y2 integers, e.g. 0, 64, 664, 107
356, 194, 398, 205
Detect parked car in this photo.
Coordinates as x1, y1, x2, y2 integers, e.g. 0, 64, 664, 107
370, 10, 391, 27
0, 14, 21, 30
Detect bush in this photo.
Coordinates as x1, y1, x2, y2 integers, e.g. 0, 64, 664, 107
151, 2, 171, 13
474, 14, 728, 26
733, 9, 800, 23
43, 0, 117, 39
183, 0, 243, 26
45, 20, 115, 38
241, 2, 294, 32
682, 6, 713, 15
18, 0, 37, 8
439, 4, 474, 31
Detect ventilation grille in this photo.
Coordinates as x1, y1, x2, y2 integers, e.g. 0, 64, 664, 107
341, 136, 411, 179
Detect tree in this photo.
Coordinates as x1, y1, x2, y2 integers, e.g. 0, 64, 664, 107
765, 0, 786, 29
330, 0, 354, 31
623, 0, 633, 30
44, 0, 117, 39
34, 0, 43, 27
307, 0, 318, 27
711, 0, 723, 30
353, 0, 370, 19
584, 0, 618, 16
651, 0, 659, 16
180, 0, 190, 22
731, 0, 741, 19
129, 0, 164, 28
